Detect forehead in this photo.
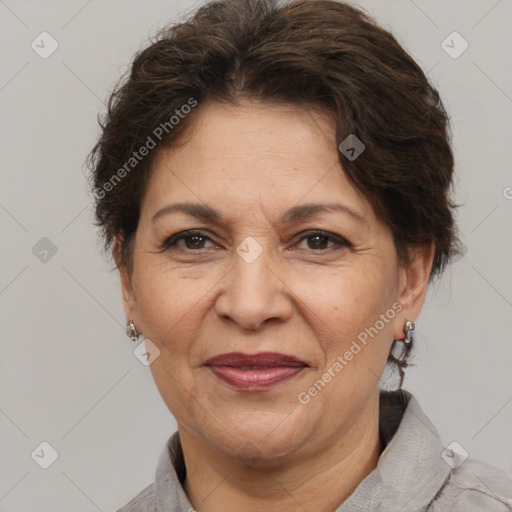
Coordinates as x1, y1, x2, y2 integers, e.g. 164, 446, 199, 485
141, 99, 376, 226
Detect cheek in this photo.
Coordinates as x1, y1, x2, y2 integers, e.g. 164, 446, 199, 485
133, 261, 217, 348
304, 266, 396, 381
304, 265, 394, 351
134, 267, 211, 418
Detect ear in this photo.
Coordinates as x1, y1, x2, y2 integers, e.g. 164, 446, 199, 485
113, 234, 137, 323
393, 241, 435, 340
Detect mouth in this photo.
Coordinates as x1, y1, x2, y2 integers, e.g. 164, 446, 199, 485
203, 352, 308, 391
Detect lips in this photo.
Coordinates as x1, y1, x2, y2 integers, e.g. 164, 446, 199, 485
204, 352, 308, 391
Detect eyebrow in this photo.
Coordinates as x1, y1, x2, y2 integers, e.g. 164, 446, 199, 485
151, 202, 368, 227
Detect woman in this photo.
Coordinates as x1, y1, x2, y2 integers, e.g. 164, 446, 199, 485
88, 0, 512, 510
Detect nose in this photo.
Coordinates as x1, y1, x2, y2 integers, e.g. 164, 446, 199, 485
214, 245, 293, 331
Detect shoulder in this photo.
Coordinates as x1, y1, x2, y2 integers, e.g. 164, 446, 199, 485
116, 483, 155, 512
429, 459, 512, 511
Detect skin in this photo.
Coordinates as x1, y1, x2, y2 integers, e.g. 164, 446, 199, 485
115, 98, 434, 512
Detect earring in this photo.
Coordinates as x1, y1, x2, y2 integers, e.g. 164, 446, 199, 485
126, 318, 140, 342
403, 320, 415, 346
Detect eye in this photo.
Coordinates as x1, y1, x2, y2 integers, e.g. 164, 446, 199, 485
161, 230, 217, 251
160, 229, 351, 253
293, 230, 351, 252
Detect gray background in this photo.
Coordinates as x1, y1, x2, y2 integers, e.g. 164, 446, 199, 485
1, 0, 511, 510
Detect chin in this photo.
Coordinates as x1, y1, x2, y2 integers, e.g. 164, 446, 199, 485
211, 419, 309, 466
231, 439, 303, 468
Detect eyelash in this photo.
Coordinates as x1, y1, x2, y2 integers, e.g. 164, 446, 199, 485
160, 229, 351, 253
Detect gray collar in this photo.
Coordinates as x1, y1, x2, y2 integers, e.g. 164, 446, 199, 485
153, 390, 451, 511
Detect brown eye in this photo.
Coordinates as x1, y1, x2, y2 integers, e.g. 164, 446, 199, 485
294, 230, 350, 252
162, 230, 216, 251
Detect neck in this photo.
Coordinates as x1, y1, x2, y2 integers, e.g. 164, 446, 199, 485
180, 394, 382, 512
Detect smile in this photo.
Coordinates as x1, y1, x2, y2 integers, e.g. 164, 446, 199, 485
208, 365, 306, 391
204, 352, 308, 391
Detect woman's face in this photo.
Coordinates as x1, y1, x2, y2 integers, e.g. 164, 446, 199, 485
118, 99, 431, 464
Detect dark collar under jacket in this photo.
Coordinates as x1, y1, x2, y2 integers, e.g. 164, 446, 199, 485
118, 390, 512, 511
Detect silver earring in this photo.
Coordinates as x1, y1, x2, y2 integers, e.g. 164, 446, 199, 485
404, 320, 415, 346
126, 318, 140, 342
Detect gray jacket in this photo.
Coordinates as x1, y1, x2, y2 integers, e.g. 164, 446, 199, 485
117, 390, 512, 511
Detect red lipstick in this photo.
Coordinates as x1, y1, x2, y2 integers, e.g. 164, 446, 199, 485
204, 352, 308, 391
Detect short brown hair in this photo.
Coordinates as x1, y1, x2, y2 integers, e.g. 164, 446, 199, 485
87, 0, 462, 386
